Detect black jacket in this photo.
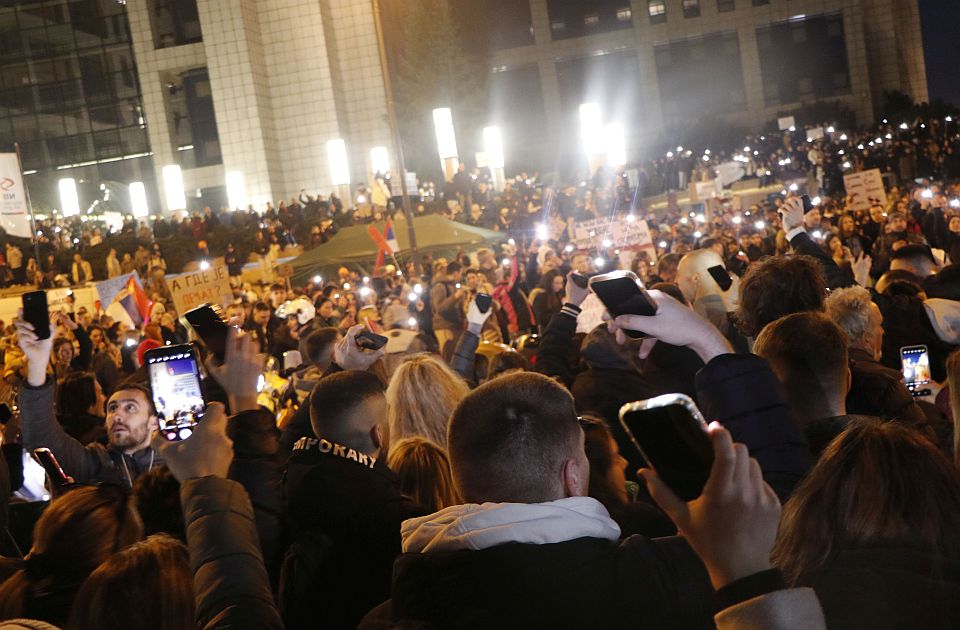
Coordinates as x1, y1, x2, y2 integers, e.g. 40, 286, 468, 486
282, 438, 425, 629
846, 348, 933, 436
788, 231, 855, 289
389, 535, 716, 629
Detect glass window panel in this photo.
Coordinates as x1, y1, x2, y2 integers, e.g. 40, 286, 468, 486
92, 128, 121, 158
63, 111, 90, 135
89, 104, 121, 127
0, 64, 30, 89
119, 126, 149, 154
12, 114, 42, 140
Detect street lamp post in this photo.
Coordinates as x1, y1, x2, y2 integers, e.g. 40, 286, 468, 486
371, 0, 420, 276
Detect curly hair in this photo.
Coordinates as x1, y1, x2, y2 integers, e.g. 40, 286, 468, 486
735, 255, 826, 337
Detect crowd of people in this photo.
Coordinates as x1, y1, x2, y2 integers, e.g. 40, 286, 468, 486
0, 108, 955, 629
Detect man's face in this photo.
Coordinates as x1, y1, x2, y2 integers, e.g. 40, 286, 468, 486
865, 303, 885, 361
571, 254, 592, 274
226, 306, 245, 327
253, 309, 270, 326
750, 234, 763, 247
270, 289, 287, 306
106, 389, 156, 453
888, 216, 908, 233
803, 208, 821, 229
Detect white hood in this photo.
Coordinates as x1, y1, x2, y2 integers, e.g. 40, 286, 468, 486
401, 496, 621, 554
924, 298, 960, 344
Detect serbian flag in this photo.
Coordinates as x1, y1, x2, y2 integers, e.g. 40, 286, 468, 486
108, 274, 152, 327
385, 218, 399, 254
367, 223, 392, 269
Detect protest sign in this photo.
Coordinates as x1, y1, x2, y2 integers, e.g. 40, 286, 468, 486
778, 116, 796, 131
807, 127, 825, 141
166, 264, 232, 314
843, 168, 887, 213
573, 217, 653, 250
0, 153, 32, 238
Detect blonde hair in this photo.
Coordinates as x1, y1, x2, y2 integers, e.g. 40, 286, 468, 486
386, 353, 470, 448
387, 437, 461, 512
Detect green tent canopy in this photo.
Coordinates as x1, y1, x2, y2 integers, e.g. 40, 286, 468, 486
288, 214, 507, 284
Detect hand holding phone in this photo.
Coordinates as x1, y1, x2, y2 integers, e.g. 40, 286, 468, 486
356, 330, 388, 351
22, 291, 50, 341
900, 345, 931, 394
707, 265, 733, 292
184, 304, 231, 363
32, 447, 74, 494
146, 344, 206, 441
620, 394, 714, 501
589, 271, 657, 339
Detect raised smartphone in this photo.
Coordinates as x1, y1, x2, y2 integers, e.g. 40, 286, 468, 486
183, 304, 230, 363
475, 292, 492, 314
706, 265, 733, 291
145, 344, 206, 441
356, 330, 388, 351
32, 447, 72, 488
619, 394, 714, 501
22, 291, 50, 340
900, 345, 931, 388
589, 271, 658, 339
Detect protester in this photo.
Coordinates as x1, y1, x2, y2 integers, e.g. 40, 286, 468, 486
385, 437, 460, 513
384, 353, 470, 449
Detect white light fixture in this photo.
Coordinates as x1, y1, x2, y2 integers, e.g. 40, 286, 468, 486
432, 108, 458, 160
161, 165, 186, 211
58, 178, 80, 217
483, 126, 505, 169
129, 181, 148, 218
604, 122, 626, 167
326, 139, 351, 186
370, 146, 390, 174
579, 103, 605, 157
225, 171, 247, 211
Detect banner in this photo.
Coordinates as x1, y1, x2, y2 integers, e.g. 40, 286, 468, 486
778, 116, 796, 131
843, 168, 887, 213
573, 217, 653, 250
166, 264, 232, 315
715, 162, 745, 187
0, 153, 32, 238
807, 126, 825, 141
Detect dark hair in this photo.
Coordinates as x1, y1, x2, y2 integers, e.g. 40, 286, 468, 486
753, 312, 848, 422
309, 370, 385, 446
485, 351, 530, 381
301, 327, 339, 367
649, 282, 688, 305
446, 261, 462, 275
270, 283, 285, 292
657, 253, 681, 275
58, 372, 99, 417
772, 420, 960, 584
133, 467, 184, 542
448, 372, 581, 503
928, 264, 960, 300
736, 255, 826, 337
537, 269, 564, 292
253, 301, 272, 313
66, 534, 194, 630
891, 243, 937, 265
111, 383, 157, 417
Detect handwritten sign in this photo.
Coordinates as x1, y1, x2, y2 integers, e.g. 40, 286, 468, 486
166, 264, 232, 314
573, 217, 653, 250
778, 116, 796, 131
843, 168, 887, 213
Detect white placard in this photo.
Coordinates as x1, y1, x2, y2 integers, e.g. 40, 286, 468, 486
573, 217, 652, 250
0, 153, 32, 238
778, 116, 796, 131
843, 168, 888, 213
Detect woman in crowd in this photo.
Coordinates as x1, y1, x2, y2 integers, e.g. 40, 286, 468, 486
385, 353, 470, 448
529, 269, 565, 333
386, 437, 460, 513
772, 420, 960, 629
0, 485, 143, 626
56, 372, 107, 444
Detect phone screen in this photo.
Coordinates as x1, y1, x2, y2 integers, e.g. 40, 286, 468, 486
147, 346, 205, 441
620, 398, 714, 501
707, 265, 733, 291
23, 291, 50, 340
900, 345, 931, 387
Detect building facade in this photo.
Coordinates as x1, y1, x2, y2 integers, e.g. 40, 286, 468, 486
0, 0, 391, 215
459, 0, 928, 172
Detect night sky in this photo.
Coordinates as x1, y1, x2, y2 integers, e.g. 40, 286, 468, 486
919, 0, 960, 105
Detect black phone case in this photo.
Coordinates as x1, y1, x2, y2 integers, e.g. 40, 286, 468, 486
23, 292, 50, 340
707, 266, 733, 291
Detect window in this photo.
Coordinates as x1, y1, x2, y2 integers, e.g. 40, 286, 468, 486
752, 0, 769, 5
682, 0, 701, 18
617, 7, 632, 21
648, 0, 666, 23
717, 0, 735, 12
585, 13, 600, 27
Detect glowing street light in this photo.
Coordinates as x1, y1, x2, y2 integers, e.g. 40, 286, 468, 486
161, 165, 186, 212
483, 126, 506, 191
604, 123, 627, 167
58, 178, 80, 217
433, 107, 459, 181
326, 139, 351, 186
225, 171, 247, 211
129, 181, 149, 218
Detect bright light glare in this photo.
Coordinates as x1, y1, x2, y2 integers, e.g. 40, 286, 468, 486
199, 260, 210, 271
604, 123, 626, 167
129, 181, 148, 218
343, 282, 351, 290
414, 283, 423, 294
536, 223, 549, 240
408, 292, 418, 302
732, 216, 742, 224
408, 317, 417, 327
327, 139, 351, 186
812, 196, 821, 206
58, 178, 80, 216
812, 230, 823, 239
433, 108, 458, 160
161, 165, 186, 211
370, 146, 390, 173
483, 126, 505, 169
313, 275, 322, 284
950, 199, 960, 208
754, 220, 765, 230
658, 240, 668, 248
601, 238, 612, 248
226, 171, 247, 211
579, 103, 605, 157
593, 257, 605, 268
789, 183, 799, 192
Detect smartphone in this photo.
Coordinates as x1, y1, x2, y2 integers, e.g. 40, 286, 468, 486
0, 403, 12, 426
32, 447, 72, 488
145, 344, 205, 441
183, 304, 230, 363
22, 291, 50, 340
619, 394, 714, 501
707, 265, 733, 292
900, 345, 931, 388
475, 292, 492, 314
588, 271, 658, 339
356, 330, 388, 351
801, 194, 815, 214
570, 272, 591, 290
